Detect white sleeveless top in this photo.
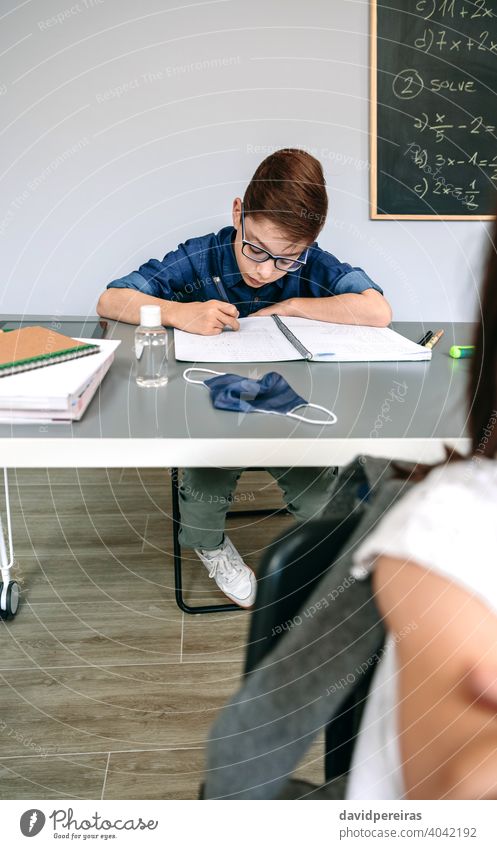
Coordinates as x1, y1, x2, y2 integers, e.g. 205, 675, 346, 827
346, 457, 497, 800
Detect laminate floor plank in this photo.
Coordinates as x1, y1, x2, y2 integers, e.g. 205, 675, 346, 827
0, 599, 182, 670
10, 551, 176, 606
103, 748, 205, 800
0, 662, 243, 760
0, 754, 108, 800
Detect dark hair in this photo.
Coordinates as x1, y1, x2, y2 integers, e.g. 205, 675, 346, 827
469, 219, 497, 458
399, 216, 497, 482
243, 148, 328, 244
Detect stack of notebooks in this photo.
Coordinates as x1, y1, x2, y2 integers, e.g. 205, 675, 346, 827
0, 326, 120, 423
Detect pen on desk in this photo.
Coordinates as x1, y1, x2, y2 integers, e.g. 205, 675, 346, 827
417, 330, 433, 346
424, 328, 444, 350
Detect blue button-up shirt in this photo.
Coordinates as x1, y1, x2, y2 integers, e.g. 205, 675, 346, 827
107, 226, 382, 318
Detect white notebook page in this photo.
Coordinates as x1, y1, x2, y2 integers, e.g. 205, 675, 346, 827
174, 317, 300, 363
282, 319, 431, 361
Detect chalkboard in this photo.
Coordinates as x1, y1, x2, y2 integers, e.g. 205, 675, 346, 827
371, 0, 497, 219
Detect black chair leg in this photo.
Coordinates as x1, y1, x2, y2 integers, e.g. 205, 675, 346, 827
171, 468, 240, 614
171, 469, 291, 615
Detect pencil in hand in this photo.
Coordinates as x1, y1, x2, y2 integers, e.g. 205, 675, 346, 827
212, 275, 229, 302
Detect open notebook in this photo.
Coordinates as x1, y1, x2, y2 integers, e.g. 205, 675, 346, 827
174, 316, 432, 363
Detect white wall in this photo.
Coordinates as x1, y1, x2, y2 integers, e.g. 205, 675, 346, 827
0, 0, 489, 320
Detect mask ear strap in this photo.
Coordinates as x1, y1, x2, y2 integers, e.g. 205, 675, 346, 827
183, 367, 226, 385
287, 403, 337, 426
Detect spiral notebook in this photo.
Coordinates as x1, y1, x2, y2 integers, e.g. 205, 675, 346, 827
0, 326, 100, 377
0, 338, 120, 422
174, 316, 432, 363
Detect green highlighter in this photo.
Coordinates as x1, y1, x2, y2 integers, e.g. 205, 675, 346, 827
449, 345, 475, 359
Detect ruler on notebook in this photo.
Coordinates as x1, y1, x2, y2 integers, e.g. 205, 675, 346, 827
272, 315, 313, 360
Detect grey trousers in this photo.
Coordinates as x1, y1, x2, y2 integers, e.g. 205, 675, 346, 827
178, 466, 338, 550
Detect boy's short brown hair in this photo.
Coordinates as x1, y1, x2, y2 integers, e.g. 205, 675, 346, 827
243, 148, 328, 244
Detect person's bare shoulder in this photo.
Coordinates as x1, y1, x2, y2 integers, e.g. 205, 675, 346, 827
374, 556, 497, 799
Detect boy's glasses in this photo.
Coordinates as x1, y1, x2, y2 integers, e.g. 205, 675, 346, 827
240, 203, 308, 272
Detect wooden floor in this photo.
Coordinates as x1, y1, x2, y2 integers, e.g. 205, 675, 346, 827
0, 469, 324, 799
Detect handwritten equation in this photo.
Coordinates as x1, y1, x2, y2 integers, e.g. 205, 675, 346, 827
404, 142, 493, 209
416, 0, 494, 22
414, 27, 497, 53
413, 111, 495, 143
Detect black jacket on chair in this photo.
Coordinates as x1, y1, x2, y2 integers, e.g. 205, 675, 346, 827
204, 456, 416, 799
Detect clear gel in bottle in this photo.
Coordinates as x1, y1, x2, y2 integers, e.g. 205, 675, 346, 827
135, 305, 168, 387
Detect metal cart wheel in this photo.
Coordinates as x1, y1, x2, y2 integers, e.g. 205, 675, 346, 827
0, 468, 20, 620
0, 581, 20, 619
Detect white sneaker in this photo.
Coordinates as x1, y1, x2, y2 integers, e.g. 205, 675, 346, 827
195, 535, 257, 608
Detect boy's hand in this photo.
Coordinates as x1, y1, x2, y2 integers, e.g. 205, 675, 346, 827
170, 300, 240, 335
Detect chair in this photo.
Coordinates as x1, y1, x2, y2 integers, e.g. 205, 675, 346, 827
244, 515, 379, 786
170, 467, 289, 614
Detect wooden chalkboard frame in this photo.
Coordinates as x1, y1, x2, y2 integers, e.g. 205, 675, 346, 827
370, 0, 495, 220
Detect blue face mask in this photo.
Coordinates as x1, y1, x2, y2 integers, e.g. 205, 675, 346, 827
183, 368, 337, 426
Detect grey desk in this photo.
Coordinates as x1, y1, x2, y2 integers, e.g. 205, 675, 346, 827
0, 316, 473, 467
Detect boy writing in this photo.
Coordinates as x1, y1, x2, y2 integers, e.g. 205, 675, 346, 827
97, 148, 391, 607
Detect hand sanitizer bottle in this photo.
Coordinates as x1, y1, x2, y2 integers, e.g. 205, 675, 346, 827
135, 305, 168, 387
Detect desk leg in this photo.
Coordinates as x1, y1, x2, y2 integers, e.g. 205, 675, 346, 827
0, 469, 20, 619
